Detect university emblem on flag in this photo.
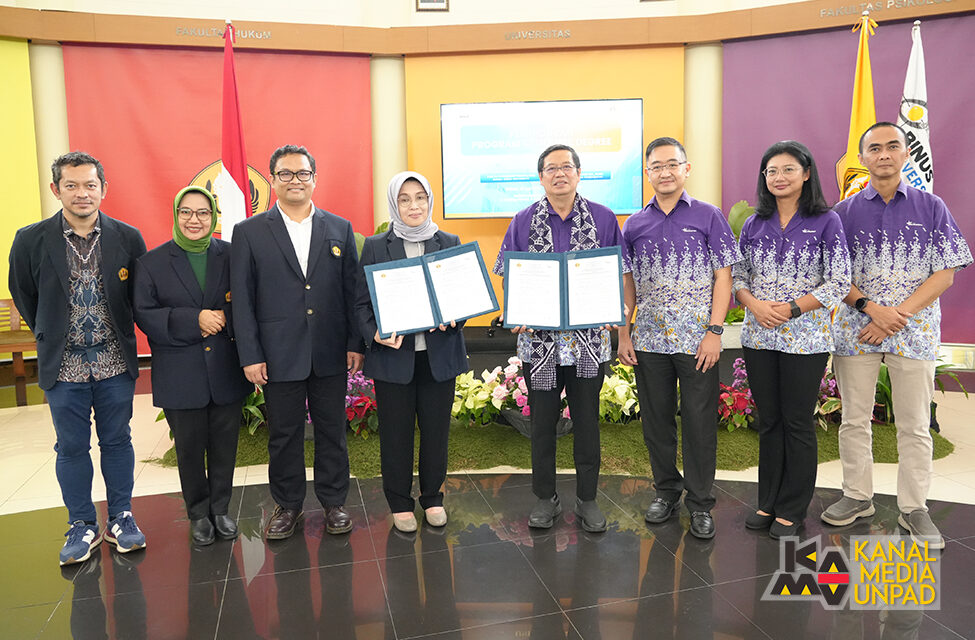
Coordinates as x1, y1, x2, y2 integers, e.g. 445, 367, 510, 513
190, 161, 270, 235
118, 267, 129, 281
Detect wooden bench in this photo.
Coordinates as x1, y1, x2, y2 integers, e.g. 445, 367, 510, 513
0, 299, 37, 406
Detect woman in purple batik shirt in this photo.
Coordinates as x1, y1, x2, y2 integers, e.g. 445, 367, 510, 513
732, 141, 851, 540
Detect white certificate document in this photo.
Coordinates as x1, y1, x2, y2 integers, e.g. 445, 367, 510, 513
426, 250, 494, 323
505, 258, 562, 328
567, 253, 623, 327
371, 264, 435, 335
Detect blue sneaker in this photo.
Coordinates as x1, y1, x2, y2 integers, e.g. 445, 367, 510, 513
60, 521, 102, 566
105, 511, 146, 554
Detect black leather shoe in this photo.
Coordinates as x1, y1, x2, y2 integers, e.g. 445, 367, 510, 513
265, 506, 302, 540
212, 514, 239, 540
745, 511, 775, 530
769, 519, 801, 540
574, 498, 607, 533
689, 511, 715, 539
190, 517, 215, 546
528, 495, 562, 529
325, 505, 353, 534
644, 498, 680, 524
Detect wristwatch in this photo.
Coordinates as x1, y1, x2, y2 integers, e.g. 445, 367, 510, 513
854, 297, 870, 313
706, 324, 724, 336
789, 300, 802, 319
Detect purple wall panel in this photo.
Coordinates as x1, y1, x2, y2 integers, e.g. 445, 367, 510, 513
722, 13, 975, 344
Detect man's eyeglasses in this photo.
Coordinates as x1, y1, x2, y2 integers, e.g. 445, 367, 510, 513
762, 166, 801, 178
273, 170, 314, 182
397, 194, 429, 207
645, 162, 687, 175
177, 208, 213, 221
541, 164, 577, 176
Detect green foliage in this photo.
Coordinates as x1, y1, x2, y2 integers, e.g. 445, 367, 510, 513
599, 363, 639, 423
724, 307, 745, 324
242, 388, 266, 435
727, 200, 755, 239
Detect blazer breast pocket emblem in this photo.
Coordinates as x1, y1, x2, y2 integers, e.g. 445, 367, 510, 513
118, 267, 129, 281
331, 245, 342, 257
225, 291, 232, 302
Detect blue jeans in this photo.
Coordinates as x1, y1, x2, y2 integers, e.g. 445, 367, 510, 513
46, 373, 136, 522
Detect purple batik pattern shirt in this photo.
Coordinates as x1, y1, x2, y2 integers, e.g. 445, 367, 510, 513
623, 191, 742, 355
832, 182, 972, 361
732, 210, 850, 354
493, 196, 630, 366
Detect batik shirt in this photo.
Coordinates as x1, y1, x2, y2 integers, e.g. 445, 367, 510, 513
58, 215, 127, 382
622, 191, 741, 355
493, 196, 630, 366
732, 210, 850, 354
832, 182, 971, 361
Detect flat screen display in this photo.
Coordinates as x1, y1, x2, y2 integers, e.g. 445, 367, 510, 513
440, 99, 644, 219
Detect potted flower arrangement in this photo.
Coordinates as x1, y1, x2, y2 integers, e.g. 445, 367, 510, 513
345, 370, 378, 438
718, 357, 756, 431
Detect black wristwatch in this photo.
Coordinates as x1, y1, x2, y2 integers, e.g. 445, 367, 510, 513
854, 297, 870, 313
706, 324, 724, 336
789, 300, 802, 319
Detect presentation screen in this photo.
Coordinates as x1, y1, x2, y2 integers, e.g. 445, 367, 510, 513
440, 99, 644, 219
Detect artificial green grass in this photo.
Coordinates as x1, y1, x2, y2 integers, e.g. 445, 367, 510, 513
153, 419, 954, 477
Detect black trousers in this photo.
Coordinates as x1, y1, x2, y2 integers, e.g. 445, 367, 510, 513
166, 400, 242, 520
634, 351, 718, 512
527, 363, 605, 502
374, 351, 454, 512
743, 347, 828, 522
263, 373, 349, 510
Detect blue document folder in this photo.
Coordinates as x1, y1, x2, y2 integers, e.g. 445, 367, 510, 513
502, 246, 624, 331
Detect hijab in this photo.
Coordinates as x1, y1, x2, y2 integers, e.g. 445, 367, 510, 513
386, 171, 439, 243
172, 185, 218, 253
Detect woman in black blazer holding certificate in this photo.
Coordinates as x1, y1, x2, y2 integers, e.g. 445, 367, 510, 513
134, 186, 252, 546
356, 171, 468, 532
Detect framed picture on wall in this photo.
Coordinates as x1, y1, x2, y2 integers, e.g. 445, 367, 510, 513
416, 0, 449, 11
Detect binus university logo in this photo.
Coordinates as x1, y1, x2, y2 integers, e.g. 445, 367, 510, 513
763, 536, 941, 610
189, 161, 271, 236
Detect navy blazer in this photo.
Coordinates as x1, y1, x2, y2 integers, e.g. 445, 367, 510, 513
230, 205, 364, 382
356, 229, 468, 384
8, 212, 146, 390
133, 239, 252, 410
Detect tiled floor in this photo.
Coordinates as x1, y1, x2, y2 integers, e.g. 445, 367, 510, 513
0, 391, 973, 638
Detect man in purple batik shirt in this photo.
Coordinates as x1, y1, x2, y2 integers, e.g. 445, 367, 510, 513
821, 123, 971, 550
617, 137, 741, 540
494, 144, 629, 534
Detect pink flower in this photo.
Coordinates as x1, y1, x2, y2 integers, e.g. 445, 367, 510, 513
508, 356, 522, 366
504, 364, 520, 377
492, 386, 509, 401
521, 404, 531, 416
562, 406, 571, 419
517, 377, 528, 394
516, 395, 528, 407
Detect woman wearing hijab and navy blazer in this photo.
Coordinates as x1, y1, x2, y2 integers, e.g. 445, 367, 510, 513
134, 186, 252, 546
356, 171, 468, 533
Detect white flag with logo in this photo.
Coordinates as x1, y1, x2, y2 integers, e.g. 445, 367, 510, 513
896, 21, 933, 193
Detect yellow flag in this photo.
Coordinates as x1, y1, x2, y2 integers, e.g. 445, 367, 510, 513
835, 13, 878, 199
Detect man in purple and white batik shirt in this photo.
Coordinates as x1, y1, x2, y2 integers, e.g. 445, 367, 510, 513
617, 137, 741, 540
494, 144, 629, 534
821, 123, 971, 550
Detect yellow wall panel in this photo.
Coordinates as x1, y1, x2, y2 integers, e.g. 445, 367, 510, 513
404, 46, 684, 324
0, 37, 42, 299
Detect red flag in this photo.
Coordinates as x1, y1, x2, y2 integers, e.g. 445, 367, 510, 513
216, 21, 250, 239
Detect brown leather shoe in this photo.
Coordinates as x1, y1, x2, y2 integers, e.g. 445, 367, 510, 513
325, 505, 353, 534
265, 506, 302, 540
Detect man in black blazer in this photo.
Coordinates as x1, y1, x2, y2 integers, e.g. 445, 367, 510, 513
8, 152, 147, 565
231, 145, 364, 539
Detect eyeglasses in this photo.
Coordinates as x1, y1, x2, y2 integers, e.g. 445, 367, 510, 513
541, 164, 577, 176
177, 208, 213, 221
397, 193, 429, 207
645, 162, 686, 175
273, 170, 314, 182
762, 165, 801, 178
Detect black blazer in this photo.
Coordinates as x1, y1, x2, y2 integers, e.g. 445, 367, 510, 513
230, 205, 364, 382
356, 229, 468, 384
8, 212, 146, 390
133, 239, 252, 410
